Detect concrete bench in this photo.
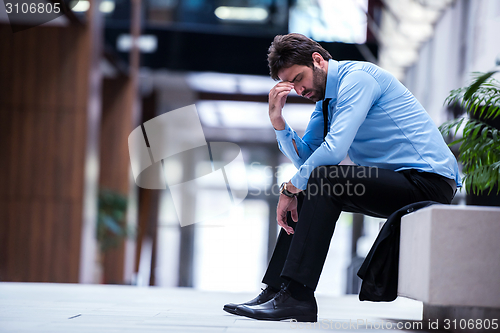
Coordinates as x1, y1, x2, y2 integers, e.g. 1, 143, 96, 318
398, 205, 500, 332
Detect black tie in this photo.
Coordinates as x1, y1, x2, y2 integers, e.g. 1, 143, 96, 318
322, 98, 331, 140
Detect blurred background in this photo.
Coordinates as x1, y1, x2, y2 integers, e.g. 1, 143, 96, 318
0, 0, 499, 297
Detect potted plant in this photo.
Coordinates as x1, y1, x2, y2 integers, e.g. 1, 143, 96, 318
439, 70, 500, 205
96, 188, 133, 283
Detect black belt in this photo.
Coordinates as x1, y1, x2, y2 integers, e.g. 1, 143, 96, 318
418, 171, 457, 196
401, 169, 457, 198
443, 176, 457, 194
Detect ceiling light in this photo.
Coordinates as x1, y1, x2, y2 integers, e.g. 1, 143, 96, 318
117, 35, 158, 53
100, 1, 115, 13
72, 0, 90, 12
214, 6, 268, 22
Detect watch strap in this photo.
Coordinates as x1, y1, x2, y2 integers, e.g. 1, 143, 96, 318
280, 182, 298, 198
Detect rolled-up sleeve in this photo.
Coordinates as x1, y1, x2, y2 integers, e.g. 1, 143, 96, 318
275, 122, 303, 169
274, 104, 325, 169
290, 71, 382, 190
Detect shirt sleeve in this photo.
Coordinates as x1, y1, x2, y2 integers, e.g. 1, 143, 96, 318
290, 70, 382, 190
274, 102, 324, 170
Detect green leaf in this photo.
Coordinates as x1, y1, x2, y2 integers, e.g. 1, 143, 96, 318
454, 118, 465, 137
448, 138, 464, 147
445, 71, 500, 196
464, 71, 498, 101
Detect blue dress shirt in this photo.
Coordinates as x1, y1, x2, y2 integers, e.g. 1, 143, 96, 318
275, 60, 462, 190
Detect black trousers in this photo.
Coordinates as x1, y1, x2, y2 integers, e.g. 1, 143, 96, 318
262, 166, 456, 291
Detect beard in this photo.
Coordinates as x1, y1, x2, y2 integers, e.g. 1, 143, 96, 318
303, 65, 327, 102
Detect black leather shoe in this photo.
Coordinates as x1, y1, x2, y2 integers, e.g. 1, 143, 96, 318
223, 286, 277, 315
235, 285, 317, 322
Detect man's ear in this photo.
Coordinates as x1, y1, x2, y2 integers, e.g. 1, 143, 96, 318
311, 52, 325, 66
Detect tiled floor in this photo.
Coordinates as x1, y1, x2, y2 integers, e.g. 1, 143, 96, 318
0, 283, 428, 332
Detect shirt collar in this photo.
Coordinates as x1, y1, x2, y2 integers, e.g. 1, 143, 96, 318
324, 59, 339, 102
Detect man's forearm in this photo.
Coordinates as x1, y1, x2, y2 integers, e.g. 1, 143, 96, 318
270, 114, 286, 131
272, 115, 299, 156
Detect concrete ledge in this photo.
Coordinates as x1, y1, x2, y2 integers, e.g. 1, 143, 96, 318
398, 205, 500, 307
398, 205, 500, 332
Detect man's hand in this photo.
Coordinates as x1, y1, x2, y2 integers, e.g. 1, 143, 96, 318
269, 82, 294, 130
277, 194, 298, 235
276, 181, 302, 235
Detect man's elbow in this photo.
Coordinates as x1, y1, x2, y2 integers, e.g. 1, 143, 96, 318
325, 151, 346, 166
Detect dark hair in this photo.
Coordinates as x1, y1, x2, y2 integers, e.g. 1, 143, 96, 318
267, 33, 332, 80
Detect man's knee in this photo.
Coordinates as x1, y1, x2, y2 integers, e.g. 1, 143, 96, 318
309, 165, 349, 186
305, 166, 327, 197
309, 166, 330, 182
306, 166, 341, 197
306, 165, 368, 198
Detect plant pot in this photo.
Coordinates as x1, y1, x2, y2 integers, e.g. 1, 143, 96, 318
466, 108, 500, 207
466, 185, 500, 207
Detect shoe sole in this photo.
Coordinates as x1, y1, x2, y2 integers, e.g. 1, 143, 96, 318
258, 315, 317, 322
235, 308, 316, 322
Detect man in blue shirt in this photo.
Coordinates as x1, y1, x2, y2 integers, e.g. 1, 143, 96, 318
224, 33, 460, 322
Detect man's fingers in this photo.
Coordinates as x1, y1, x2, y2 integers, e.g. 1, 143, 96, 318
291, 207, 298, 222
274, 81, 294, 88
276, 85, 293, 92
277, 201, 291, 235
270, 84, 293, 94
277, 212, 292, 235
269, 85, 293, 114
276, 195, 297, 235
276, 90, 291, 101
270, 87, 292, 100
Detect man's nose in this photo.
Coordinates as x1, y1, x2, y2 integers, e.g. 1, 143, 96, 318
295, 86, 304, 96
